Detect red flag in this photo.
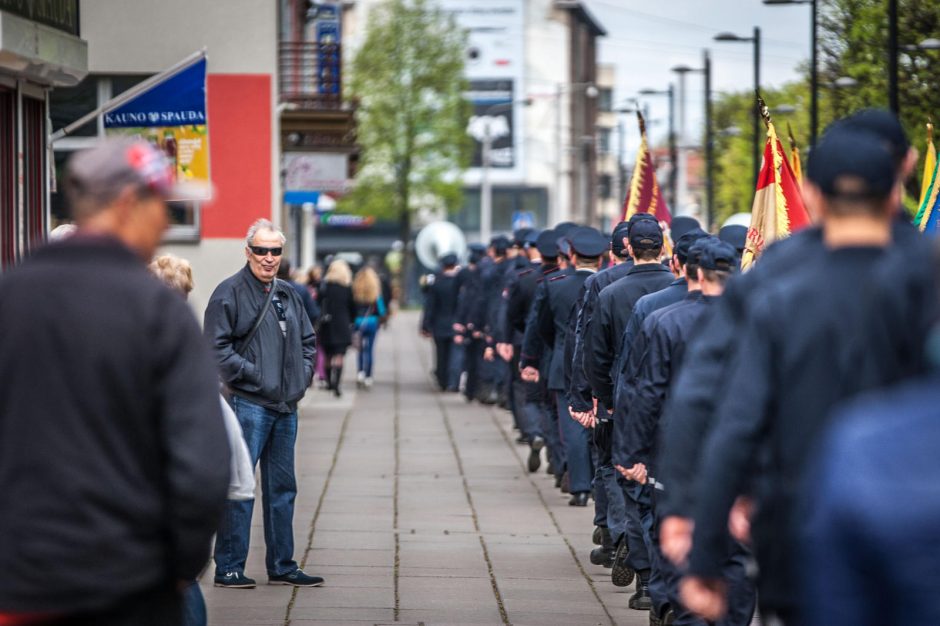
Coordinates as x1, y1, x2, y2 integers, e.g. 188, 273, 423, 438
741, 108, 810, 270
621, 112, 671, 225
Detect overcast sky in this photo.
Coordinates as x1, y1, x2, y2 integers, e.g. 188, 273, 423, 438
585, 0, 812, 152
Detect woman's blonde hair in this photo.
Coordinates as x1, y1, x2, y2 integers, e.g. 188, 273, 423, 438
324, 259, 352, 287
149, 254, 194, 296
352, 266, 381, 304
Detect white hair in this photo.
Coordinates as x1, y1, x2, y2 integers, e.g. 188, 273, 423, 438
246, 219, 286, 246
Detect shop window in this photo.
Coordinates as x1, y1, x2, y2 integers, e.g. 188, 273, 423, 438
50, 75, 200, 241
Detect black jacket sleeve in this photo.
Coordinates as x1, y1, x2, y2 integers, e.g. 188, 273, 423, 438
155, 295, 231, 580
585, 290, 617, 408
689, 298, 775, 580
520, 282, 548, 369
204, 284, 262, 388
567, 280, 597, 412
623, 319, 671, 468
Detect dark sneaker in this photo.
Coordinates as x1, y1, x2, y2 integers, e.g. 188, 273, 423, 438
592, 526, 603, 546
214, 571, 256, 588
268, 569, 324, 587
527, 437, 544, 473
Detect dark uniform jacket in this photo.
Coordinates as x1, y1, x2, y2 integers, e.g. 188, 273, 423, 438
496, 260, 540, 345
585, 262, 674, 408
567, 260, 634, 412
619, 293, 715, 472
454, 264, 481, 334
421, 270, 460, 339
689, 245, 920, 613
0, 236, 230, 613
533, 268, 594, 391
519, 265, 568, 375
206, 265, 317, 412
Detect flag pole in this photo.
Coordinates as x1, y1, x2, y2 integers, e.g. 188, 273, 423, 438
49, 48, 208, 145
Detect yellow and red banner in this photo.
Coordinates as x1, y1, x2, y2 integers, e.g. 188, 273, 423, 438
621, 112, 671, 225
741, 113, 810, 270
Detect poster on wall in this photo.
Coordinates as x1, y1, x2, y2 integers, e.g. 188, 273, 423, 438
103, 57, 210, 200
465, 79, 515, 168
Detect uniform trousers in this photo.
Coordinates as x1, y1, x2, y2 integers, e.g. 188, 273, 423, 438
593, 418, 627, 542
433, 337, 455, 390
447, 342, 464, 391
463, 338, 483, 401
555, 392, 594, 493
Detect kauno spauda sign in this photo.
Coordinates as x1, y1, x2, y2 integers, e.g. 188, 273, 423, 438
104, 57, 210, 201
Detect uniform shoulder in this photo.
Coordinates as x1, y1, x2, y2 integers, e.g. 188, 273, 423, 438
549, 274, 568, 282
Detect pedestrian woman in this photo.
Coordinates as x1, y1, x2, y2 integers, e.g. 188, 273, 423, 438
305, 265, 328, 387
352, 266, 387, 389
319, 259, 356, 397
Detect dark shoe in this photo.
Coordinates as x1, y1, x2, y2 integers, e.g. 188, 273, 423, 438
515, 434, 530, 445
560, 472, 570, 494
611, 537, 635, 587
554, 473, 563, 489
527, 437, 544, 473
546, 459, 554, 476
628, 571, 652, 610
568, 491, 589, 506
589, 526, 615, 567
268, 569, 325, 587
592, 525, 603, 546
214, 571, 256, 588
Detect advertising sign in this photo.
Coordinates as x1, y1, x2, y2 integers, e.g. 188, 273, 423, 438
104, 58, 210, 200
283, 152, 348, 193
465, 79, 514, 168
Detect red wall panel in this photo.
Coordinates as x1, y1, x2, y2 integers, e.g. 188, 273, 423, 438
202, 74, 272, 239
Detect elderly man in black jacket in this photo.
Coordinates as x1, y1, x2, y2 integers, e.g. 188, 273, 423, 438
205, 219, 320, 589
0, 139, 230, 625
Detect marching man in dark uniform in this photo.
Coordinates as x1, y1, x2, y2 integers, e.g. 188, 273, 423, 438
454, 244, 487, 401
521, 227, 608, 506
421, 253, 461, 391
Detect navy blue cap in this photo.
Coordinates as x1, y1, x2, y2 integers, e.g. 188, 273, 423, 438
807, 127, 895, 201
675, 228, 708, 264
718, 225, 747, 252
833, 108, 910, 169
557, 236, 573, 258
698, 239, 738, 272
523, 229, 540, 246
686, 236, 712, 269
554, 221, 579, 236
513, 228, 534, 247
439, 253, 458, 268
611, 221, 631, 256
629, 218, 664, 250
627, 212, 657, 233
569, 227, 608, 258
536, 229, 559, 257
468, 243, 487, 264
670, 216, 701, 243
490, 235, 510, 256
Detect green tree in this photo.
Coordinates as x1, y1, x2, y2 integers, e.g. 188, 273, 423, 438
343, 0, 472, 247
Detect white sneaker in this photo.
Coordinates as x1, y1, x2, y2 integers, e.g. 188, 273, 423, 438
356, 371, 366, 386
364, 377, 373, 388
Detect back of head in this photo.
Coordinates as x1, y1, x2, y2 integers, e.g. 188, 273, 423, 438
148, 254, 193, 297
834, 108, 910, 173
352, 266, 381, 304
325, 259, 353, 287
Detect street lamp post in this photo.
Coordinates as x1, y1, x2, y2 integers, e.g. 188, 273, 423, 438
476, 99, 523, 243
764, 0, 818, 149
638, 84, 677, 209
551, 82, 598, 226
671, 56, 712, 225
715, 27, 761, 188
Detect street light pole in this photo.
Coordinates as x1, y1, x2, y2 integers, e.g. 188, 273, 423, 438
763, 0, 818, 148
714, 27, 761, 187
480, 124, 493, 244
704, 50, 714, 231
889, 0, 899, 114
637, 85, 678, 208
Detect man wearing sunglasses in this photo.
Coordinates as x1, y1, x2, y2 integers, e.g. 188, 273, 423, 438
204, 219, 320, 589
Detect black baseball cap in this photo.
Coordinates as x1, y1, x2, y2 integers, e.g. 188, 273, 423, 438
627, 212, 657, 233
833, 108, 910, 170
569, 227, 608, 258
718, 225, 747, 253
698, 238, 738, 272
536, 229, 559, 258
629, 218, 664, 250
675, 228, 708, 264
807, 127, 895, 202
686, 236, 712, 270
439, 253, 458, 268
610, 221, 631, 256
468, 243, 487, 263
490, 235, 510, 256
513, 228, 534, 248
670, 216, 701, 243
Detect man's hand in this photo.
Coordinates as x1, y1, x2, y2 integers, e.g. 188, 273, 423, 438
521, 366, 540, 383
660, 516, 694, 567
484, 347, 495, 362
496, 343, 514, 362
728, 496, 754, 545
615, 463, 647, 484
452, 323, 465, 334
471, 330, 483, 339
453, 334, 464, 345
420, 329, 431, 338
568, 407, 596, 428
680, 576, 727, 622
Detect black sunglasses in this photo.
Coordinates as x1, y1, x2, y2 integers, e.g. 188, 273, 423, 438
249, 245, 283, 257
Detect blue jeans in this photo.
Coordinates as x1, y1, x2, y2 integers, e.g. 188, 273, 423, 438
357, 318, 379, 377
214, 396, 299, 577
447, 342, 464, 391
181, 581, 206, 626
556, 392, 593, 493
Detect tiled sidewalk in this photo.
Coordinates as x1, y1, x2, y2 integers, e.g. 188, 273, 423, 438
202, 311, 648, 626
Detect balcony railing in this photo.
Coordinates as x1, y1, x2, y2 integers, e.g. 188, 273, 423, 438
279, 41, 343, 110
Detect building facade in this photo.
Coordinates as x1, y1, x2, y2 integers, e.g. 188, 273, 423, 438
0, 0, 87, 269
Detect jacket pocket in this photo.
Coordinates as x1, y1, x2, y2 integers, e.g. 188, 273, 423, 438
239, 344, 265, 393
